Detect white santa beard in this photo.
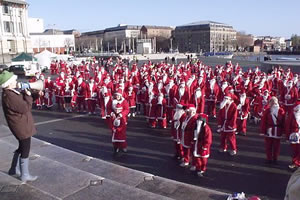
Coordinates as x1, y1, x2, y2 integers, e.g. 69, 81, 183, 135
195, 91, 201, 98
240, 96, 246, 106
221, 85, 227, 92
179, 88, 185, 96
173, 110, 185, 120
210, 81, 215, 91
245, 80, 250, 86
220, 99, 230, 109
78, 80, 83, 85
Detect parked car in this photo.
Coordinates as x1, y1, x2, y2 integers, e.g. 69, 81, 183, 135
8, 65, 25, 76
0, 64, 9, 72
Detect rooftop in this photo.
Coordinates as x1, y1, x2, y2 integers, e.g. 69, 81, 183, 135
3, 0, 27, 5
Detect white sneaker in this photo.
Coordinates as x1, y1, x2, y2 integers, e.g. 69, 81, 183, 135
180, 162, 189, 167
132, 113, 136, 117
229, 150, 237, 156
190, 166, 196, 171
197, 171, 205, 177
219, 148, 227, 153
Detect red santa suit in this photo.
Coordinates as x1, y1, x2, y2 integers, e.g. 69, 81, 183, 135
156, 93, 167, 128
173, 84, 189, 106
192, 114, 212, 174
281, 81, 298, 115
110, 92, 130, 120
126, 87, 136, 117
180, 106, 198, 165
148, 94, 158, 128
171, 105, 185, 159
55, 78, 65, 109
99, 86, 111, 119
261, 103, 285, 163
44, 78, 54, 108
109, 104, 127, 152
236, 93, 250, 135
165, 81, 177, 122
253, 90, 270, 123
217, 94, 238, 154
76, 78, 87, 112
285, 104, 300, 168
191, 88, 205, 114
86, 80, 97, 114
205, 78, 219, 117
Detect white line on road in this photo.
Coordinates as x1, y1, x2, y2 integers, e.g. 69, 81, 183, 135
35, 115, 85, 126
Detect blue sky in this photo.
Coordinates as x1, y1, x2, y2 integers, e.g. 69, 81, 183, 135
27, 0, 299, 38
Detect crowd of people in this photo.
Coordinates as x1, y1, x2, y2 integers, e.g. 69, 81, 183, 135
29, 58, 300, 176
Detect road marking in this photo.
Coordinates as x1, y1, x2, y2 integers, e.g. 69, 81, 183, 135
35, 115, 85, 126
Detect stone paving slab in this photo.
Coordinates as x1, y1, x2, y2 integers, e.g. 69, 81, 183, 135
64, 179, 173, 200
0, 171, 60, 200
29, 140, 154, 187
136, 176, 228, 200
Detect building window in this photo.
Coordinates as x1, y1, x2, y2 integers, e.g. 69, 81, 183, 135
3, 4, 10, 14
7, 40, 16, 53
4, 21, 11, 32
19, 22, 23, 34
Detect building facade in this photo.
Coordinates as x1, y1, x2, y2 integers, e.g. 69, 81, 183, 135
173, 21, 236, 53
75, 24, 173, 54
0, 0, 32, 64
30, 29, 75, 54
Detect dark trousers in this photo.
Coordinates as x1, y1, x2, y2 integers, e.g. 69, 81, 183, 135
16, 137, 31, 158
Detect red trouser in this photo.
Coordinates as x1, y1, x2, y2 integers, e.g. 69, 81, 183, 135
173, 141, 183, 158
206, 101, 217, 116
77, 96, 86, 111
166, 107, 174, 122
113, 141, 127, 149
237, 118, 247, 134
264, 137, 280, 161
87, 99, 96, 113
149, 119, 157, 128
220, 132, 237, 151
182, 147, 191, 163
291, 144, 300, 166
194, 157, 208, 172
157, 119, 167, 128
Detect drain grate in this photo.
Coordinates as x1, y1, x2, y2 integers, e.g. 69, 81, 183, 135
0, 185, 19, 193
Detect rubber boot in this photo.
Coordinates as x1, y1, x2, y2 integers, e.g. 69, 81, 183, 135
8, 152, 20, 176
20, 158, 38, 183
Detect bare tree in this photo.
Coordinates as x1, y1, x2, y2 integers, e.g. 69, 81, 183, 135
236, 32, 254, 51
64, 38, 74, 54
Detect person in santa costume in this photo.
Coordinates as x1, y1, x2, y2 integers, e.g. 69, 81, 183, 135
236, 90, 250, 136
252, 89, 271, 124
165, 79, 176, 123
173, 81, 189, 106
180, 104, 199, 167
109, 103, 128, 154
86, 78, 97, 115
217, 93, 238, 156
280, 80, 298, 116
205, 77, 219, 118
126, 85, 136, 117
111, 89, 129, 121
192, 113, 212, 177
285, 103, 300, 169
76, 76, 87, 112
191, 87, 205, 114
171, 104, 185, 160
43, 77, 54, 109
62, 77, 74, 113
260, 97, 285, 164
156, 92, 167, 128
99, 86, 111, 119
147, 91, 158, 128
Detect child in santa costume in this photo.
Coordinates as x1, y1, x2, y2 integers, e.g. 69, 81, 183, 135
260, 97, 285, 164
109, 103, 128, 154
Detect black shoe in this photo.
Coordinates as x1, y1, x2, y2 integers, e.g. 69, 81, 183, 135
265, 160, 272, 164
121, 148, 127, 153
272, 160, 278, 165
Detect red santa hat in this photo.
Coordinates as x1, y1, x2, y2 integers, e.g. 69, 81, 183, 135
114, 89, 123, 96
186, 104, 196, 112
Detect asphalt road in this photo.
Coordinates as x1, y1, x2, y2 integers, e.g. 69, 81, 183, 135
0, 58, 291, 200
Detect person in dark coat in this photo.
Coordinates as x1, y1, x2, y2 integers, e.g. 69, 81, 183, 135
0, 71, 38, 183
